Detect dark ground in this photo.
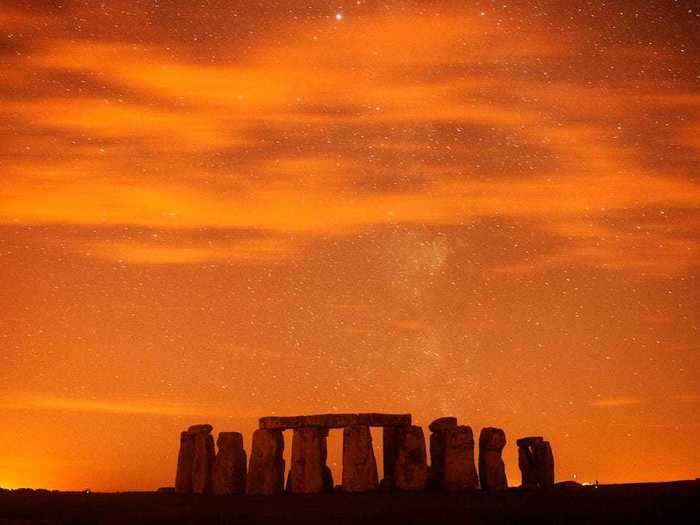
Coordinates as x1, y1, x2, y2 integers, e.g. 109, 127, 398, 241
1, 480, 698, 525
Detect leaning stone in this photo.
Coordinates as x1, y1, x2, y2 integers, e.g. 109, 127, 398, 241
289, 427, 326, 493
213, 432, 247, 495
428, 417, 457, 433
342, 425, 378, 492
323, 465, 334, 493
478, 427, 507, 491
175, 431, 195, 494
246, 429, 285, 495
357, 413, 412, 427
394, 425, 428, 491
442, 426, 478, 491
192, 431, 215, 494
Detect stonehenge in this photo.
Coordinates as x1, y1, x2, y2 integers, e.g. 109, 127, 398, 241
174, 424, 215, 494
174, 414, 555, 497
517, 436, 555, 489
479, 427, 508, 491
394, 426, 429, 491
288, 427, 327, 493
342, 425, 378, 492
213, 432, 247, 495
428, 417, 478, 491
246, 429, 285, 495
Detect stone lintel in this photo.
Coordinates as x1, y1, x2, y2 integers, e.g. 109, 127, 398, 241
259, 413, 411, 430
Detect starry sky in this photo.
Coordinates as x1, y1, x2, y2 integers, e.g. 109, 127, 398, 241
1, 0, 699, 491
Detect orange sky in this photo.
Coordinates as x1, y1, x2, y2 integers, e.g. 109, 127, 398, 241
1, 0, 698, 491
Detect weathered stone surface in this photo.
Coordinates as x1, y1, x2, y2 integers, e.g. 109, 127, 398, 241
442, 426, 478, 491
246, 429, 285, 495
394, 425, 428, 491
357, 413, 412, 427
289, 427, 326, 494
213, 432, 247, 495
429, 417, 458, 433
382, 426, 402, 486
479, 427, 507, 491
188, 424, 214, 434
175, 431, 195, 494
192, 431, 215, 494
342, 425, 378, 492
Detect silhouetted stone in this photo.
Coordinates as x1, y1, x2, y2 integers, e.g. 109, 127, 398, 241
259, 414, 358, 429
213, 432, 247, 495
518, 442, 538, 488
538, 441, 555, 487
479, 427, 507, 491
442, 426, 478, 491
246, 429, 285, 495
175, 431, 195, 494
259, 413, 411, 430
342, 425, 378, 492
323, 465, 334, 493
289, 427, 326, 494
394, 425, 428, 491
357, 413, 412, 427
429, 417, 457, 433
382, 426, 402, 488
188, 424, 214, 435
516, 436, 543, 448
517, 437, 554, 489
192, 430, 215, 494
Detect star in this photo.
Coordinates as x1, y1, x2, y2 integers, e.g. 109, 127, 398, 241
335, 13, 344, 21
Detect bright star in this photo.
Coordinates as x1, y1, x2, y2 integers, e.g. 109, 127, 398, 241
335, 13, 343, 21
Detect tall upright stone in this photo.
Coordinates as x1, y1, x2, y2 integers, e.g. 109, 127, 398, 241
518, 437, 554, 489
342, 425, 378, 492
428, 417, 458, 488
213, 432, 247, 495
175, 431, 195, 494
442, 426, 479, 491
246, 429, 285, 495
536, 440, 554, 488
394, 425, 428, 491
191, 427, 215, 494
289, 427, 326, 494
381, 426, 402, 488
479, 427, 507, 491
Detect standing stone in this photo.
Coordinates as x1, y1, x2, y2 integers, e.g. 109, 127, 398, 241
381, 426, 403, 488
479, 427, 507, 491
192, 428, 215, 494
246, 429, 285, 495
342, 425, 378, 492
175, 431, 195, 494
394, 425, 428, 491
442, 426, 478, 491
517, 437, 554, 489
428, 417, 458, 488
213, 432, 247, 495
289, 427, 326, 494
